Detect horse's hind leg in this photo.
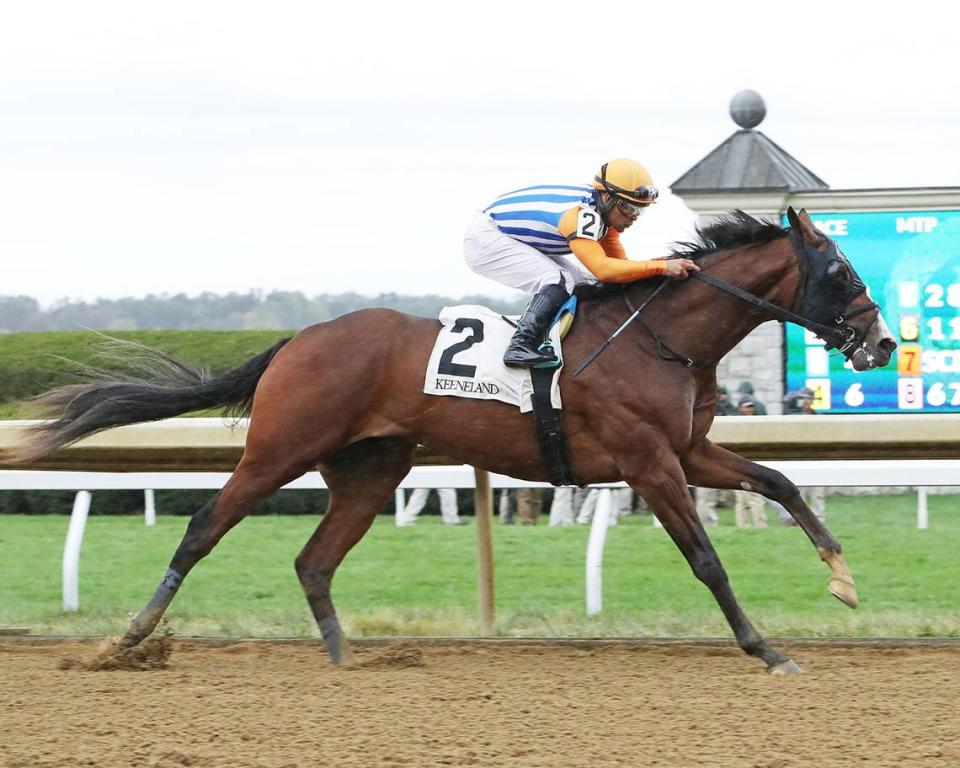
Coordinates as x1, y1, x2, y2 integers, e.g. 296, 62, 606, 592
295, 438, 416, 666
627, 456, 800, 675
119, 451, 311, 648
682, 438, 857, 608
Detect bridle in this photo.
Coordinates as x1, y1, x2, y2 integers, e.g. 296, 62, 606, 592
689, 230, 879, 357
573, 229, 881, 376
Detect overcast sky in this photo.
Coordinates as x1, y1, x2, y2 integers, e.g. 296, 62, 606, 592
2, 0, 957, 306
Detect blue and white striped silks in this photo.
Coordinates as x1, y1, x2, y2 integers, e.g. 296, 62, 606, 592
484, 185, 601, 255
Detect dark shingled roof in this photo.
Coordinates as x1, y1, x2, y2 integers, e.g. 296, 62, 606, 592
671, 129, 828, 193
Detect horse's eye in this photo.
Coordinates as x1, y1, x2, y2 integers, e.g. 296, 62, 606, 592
825, 260, 850, 283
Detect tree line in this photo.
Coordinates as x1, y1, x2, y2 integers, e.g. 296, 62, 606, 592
0, 291, 527, 332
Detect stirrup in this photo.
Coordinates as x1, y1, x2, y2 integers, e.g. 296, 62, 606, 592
533, 341, 561, 369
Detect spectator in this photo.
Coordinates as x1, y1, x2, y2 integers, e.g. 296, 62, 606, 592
550, 487, 634, 526
575, 488, 633, 525
517, 488, 543, 525
733, 396, 768, 527
695, 487, 719, 527
693, 385, 736, 525
737, 381, 768, 415
499, 489, 515, 525
397, 488, 465, 526
549, 487, 576, 526
716, 385, 737, 416
784, 386, 816, 415
780, 387, 826, 524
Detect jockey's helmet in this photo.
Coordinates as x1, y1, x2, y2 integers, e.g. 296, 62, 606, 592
593, 158, 659, 218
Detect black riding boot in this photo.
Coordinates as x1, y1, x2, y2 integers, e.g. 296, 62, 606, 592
503, 283, 570, 367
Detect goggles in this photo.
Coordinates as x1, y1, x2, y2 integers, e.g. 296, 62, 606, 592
615, 198, 650, 218
617, 184, 659, 204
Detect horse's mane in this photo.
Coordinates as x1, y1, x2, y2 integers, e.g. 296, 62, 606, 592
574, 210, 788, 301
671, 210, 787, 260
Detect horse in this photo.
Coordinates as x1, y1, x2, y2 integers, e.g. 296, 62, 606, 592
9, 207, 896, 674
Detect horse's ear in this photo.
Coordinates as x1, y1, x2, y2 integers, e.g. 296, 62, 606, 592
786, 206, 801, 230
787, 206, 826, 246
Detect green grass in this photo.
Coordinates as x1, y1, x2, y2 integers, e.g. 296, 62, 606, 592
2, 493, 959, 638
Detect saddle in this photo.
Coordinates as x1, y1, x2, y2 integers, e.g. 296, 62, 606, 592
423, 298, 580, 486
551, 295, 578, 345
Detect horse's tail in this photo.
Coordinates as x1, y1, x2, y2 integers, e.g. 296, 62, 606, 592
9, 335, 292, 463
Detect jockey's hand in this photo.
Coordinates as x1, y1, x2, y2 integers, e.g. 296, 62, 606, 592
663, 258, 700, 279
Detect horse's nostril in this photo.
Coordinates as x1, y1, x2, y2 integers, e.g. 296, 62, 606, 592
879, 338, 898, 355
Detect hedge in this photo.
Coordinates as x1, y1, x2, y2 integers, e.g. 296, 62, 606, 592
0, 331, 315, 515
0, 489, 488, 517
0, 330, 292, 412
0, 489, 334, 516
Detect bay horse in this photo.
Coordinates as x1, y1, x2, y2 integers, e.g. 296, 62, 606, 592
11, 208, 896, 674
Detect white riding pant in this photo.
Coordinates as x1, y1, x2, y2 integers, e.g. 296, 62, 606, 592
463, 211, 594, 294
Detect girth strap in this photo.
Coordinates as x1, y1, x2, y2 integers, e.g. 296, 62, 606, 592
529, 366, 579, 487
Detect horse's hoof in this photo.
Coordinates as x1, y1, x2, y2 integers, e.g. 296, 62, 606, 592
768, 659, 803, 676
117, 634, 141, 650
328, 643, 356, 667
829, 577, 859, 609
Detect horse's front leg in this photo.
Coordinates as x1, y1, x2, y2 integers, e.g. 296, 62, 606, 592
625, 456, 800, 675
682, 438, 857, 609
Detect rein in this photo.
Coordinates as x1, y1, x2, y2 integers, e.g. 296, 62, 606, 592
571, 281, 672, 376
573, 230, 879, 376
688, 269, 875, 352
623, 287, 695, 368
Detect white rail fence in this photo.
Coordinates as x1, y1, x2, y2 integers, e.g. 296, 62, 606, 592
3, 459, 958, 614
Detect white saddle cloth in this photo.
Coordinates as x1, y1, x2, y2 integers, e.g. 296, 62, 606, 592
423, 305, 562, 412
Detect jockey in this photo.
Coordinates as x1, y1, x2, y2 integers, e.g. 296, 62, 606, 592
464, 158, 699, 367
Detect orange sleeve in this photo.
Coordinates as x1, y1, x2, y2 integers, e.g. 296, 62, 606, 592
559, 207, 669, 283
599, 227, 627, 260
568, 235, 670, 283
556, 207, 582, 240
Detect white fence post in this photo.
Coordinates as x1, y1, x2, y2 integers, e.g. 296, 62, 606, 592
585, 489, 613, 616
62, 491, 92, 612
144, 489, 156, 526
394, 488, 406, 526
917, 487, 928, 530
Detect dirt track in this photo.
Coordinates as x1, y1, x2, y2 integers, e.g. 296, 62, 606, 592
2, 639, 959, 767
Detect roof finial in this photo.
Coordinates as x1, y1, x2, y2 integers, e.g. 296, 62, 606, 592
730, 89, 766, 130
